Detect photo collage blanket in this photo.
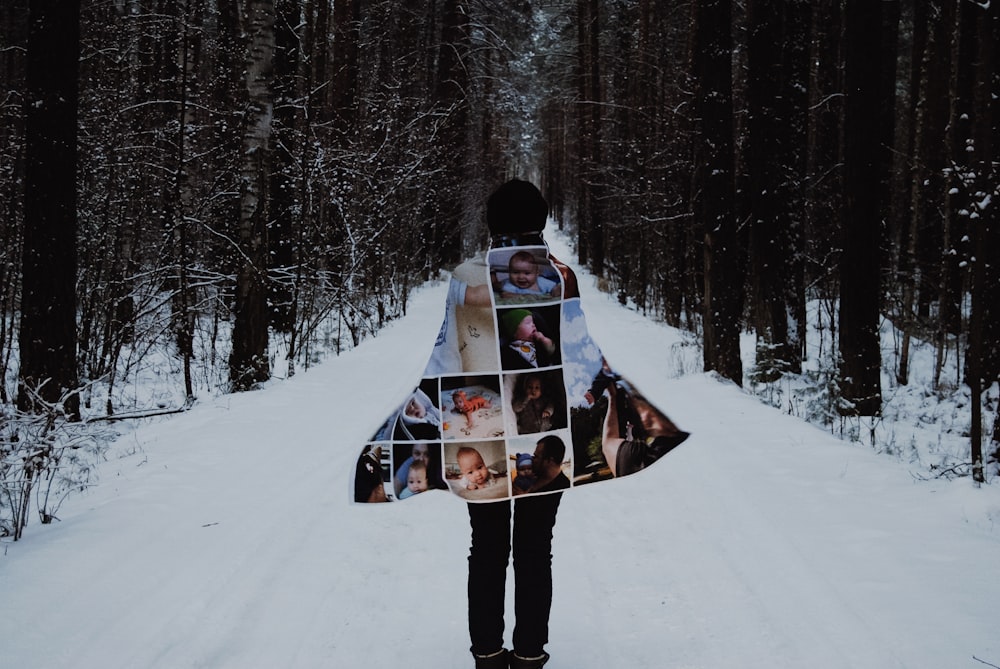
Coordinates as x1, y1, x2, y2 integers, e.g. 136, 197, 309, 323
353, 240, 690, 504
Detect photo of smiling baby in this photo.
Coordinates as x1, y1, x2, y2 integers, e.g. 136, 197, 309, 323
444, 440, 509, 501
488, 247, 562, 306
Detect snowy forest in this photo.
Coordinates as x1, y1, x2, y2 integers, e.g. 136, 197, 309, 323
1, 0, 999, 541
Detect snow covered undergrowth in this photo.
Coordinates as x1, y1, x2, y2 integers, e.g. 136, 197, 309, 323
741, 296, 997, 480
2, 232, 999, 669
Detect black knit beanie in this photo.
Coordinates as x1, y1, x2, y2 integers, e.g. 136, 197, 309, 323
486, 179, 549, 236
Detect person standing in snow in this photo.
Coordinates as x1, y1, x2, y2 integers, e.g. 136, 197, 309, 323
353, 178, 690, 668
466, 180, 566, 669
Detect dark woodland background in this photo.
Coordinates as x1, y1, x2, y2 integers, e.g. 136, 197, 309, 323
1, 1, 997, 484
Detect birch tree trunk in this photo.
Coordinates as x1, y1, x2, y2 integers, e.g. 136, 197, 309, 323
229, 0, 275, 391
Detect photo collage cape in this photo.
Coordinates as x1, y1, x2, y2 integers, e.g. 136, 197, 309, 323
353, 239, 690, 504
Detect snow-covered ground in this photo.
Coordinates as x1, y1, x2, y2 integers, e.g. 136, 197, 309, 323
2, 233, 999, 669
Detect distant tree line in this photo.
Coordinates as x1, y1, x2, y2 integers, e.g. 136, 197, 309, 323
0, 1, 997, 481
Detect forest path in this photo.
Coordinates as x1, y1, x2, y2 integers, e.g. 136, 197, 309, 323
2, 232, 997, 669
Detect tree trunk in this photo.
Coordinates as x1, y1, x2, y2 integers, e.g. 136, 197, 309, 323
975, 5, 999, 388
804, 0, 842, 213
431, 0, 470, 266
0, 0, 28, 405
804, 0, 843, 364
969, 2, 996, 482
691, 0, 743, 385
575, 0, 604, 275
902, 0, 952, 386
172, 0, 197, 401
888, 0, 916, 301
18, 0, 81, 418
895, 0, 931, 386
330, 0, 359, 129
968, 190, 985, 484
229, 0, 275, 391
936, 0, 976, 388
838, 0, 883, 416
746, 0, 805, 380
268, 0, 299, 334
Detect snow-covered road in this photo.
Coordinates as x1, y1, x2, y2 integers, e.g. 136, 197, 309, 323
2, 233, 998, 669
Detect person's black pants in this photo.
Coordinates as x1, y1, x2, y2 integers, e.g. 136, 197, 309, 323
467, 493, 562, 657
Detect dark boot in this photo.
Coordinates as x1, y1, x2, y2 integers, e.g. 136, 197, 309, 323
473, 649, 509, 669
509, 651, 549, 669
